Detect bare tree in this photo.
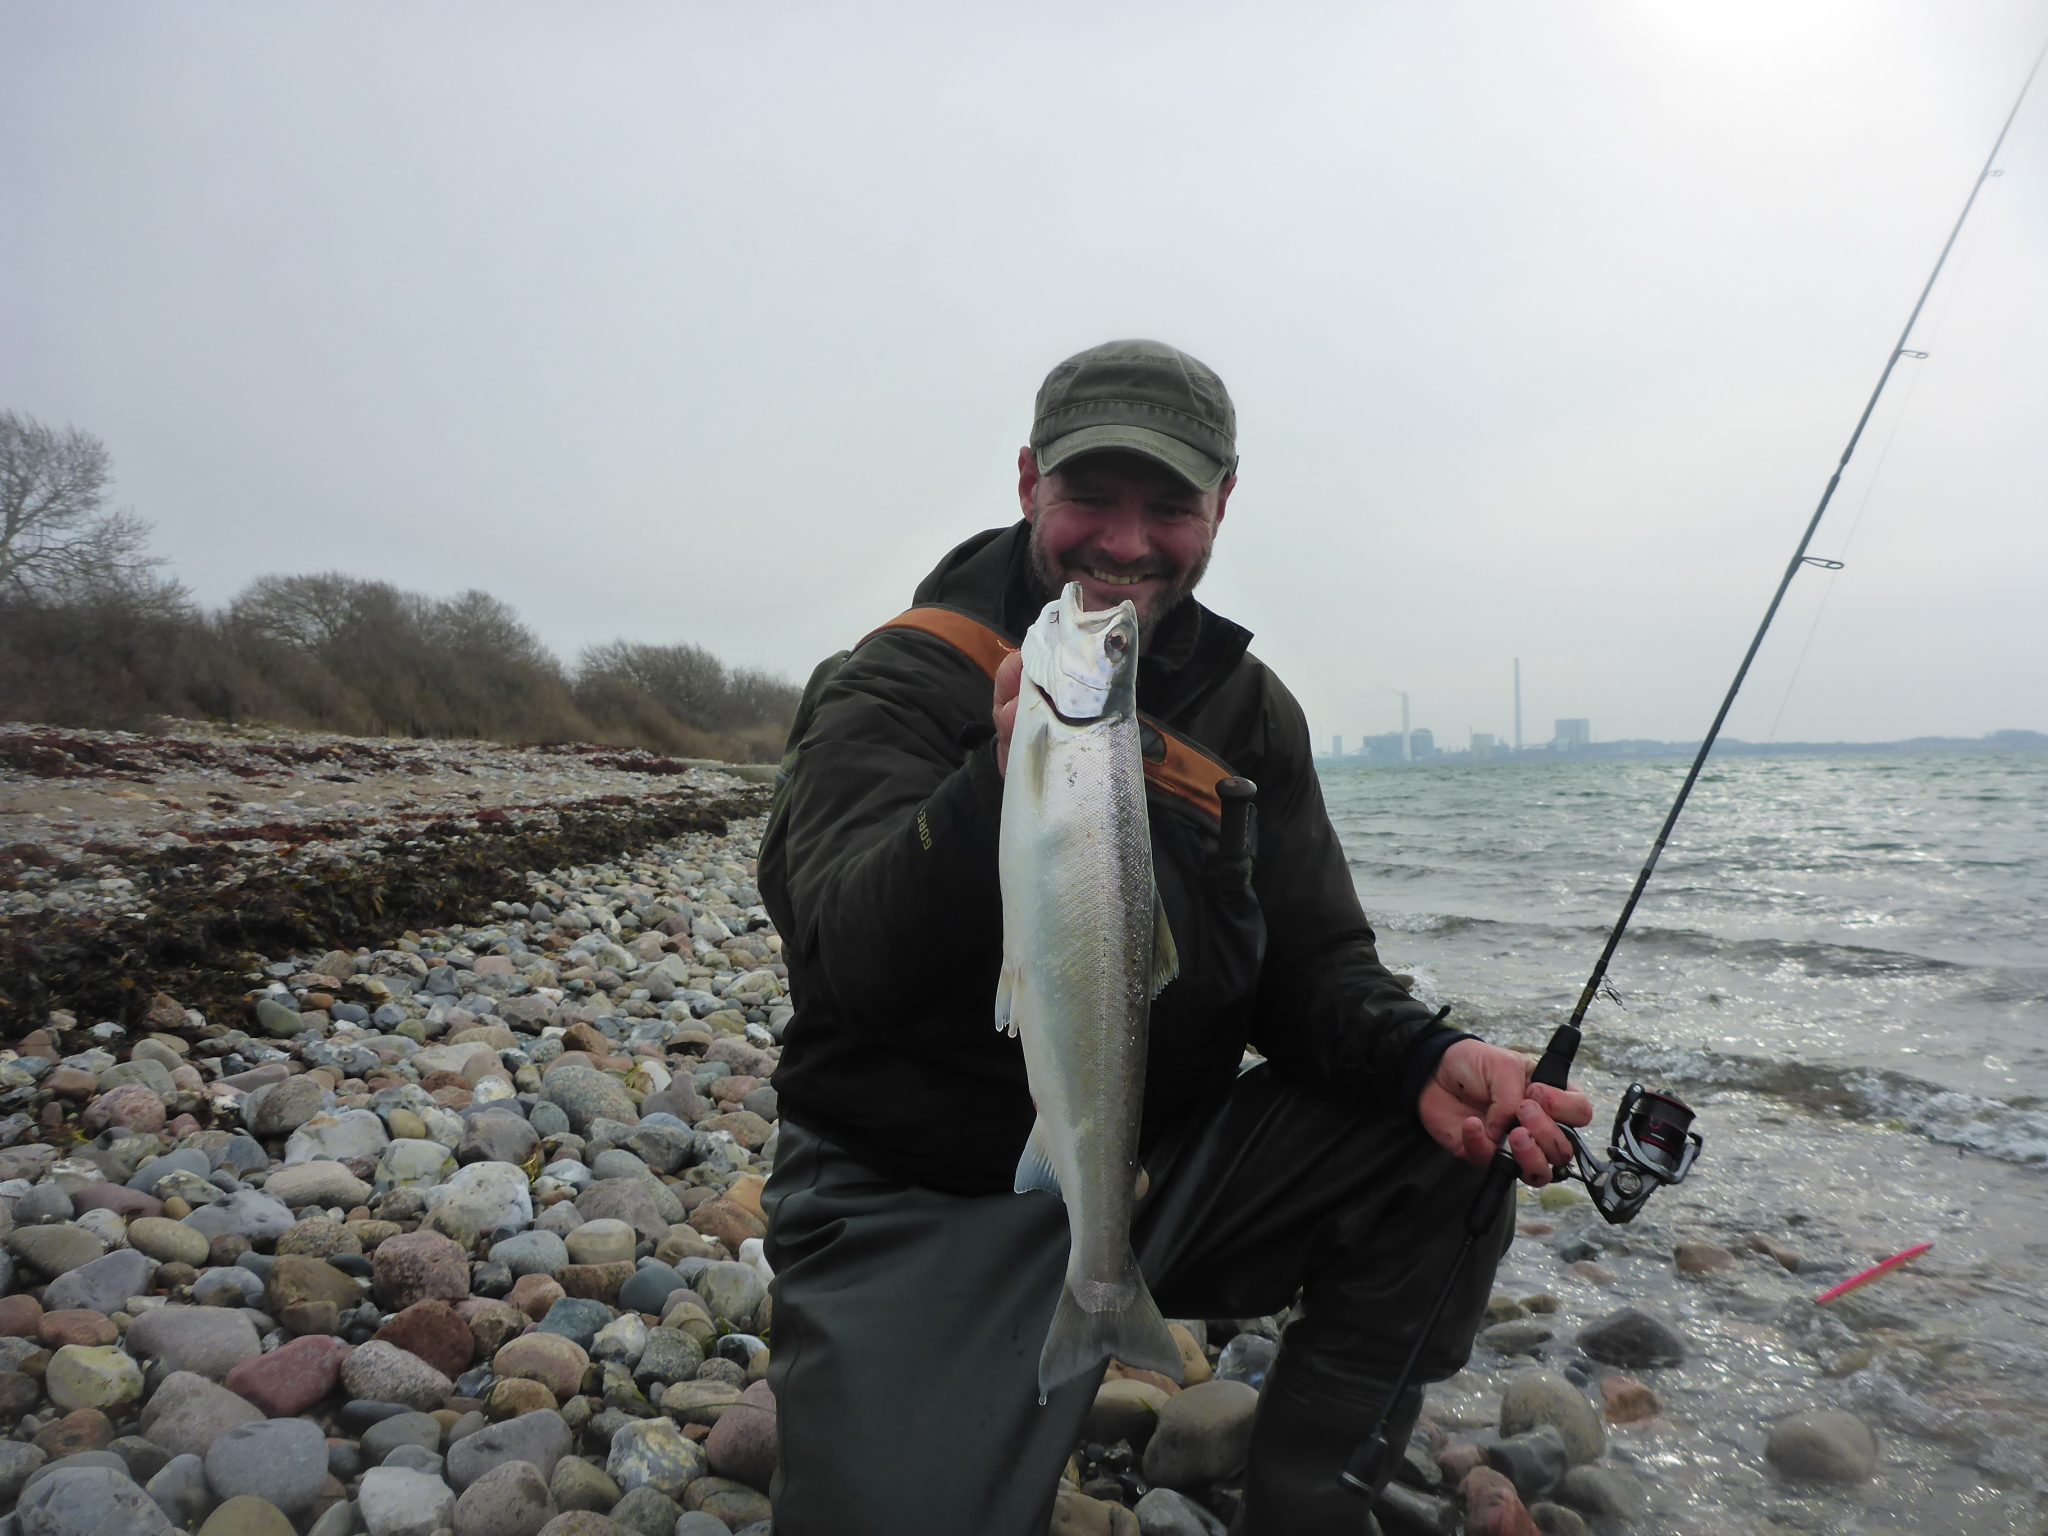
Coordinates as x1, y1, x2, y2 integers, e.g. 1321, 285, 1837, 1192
430, 589, 561, 676
0, 410, 163, 598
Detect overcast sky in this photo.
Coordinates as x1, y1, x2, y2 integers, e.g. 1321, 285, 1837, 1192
4, 2, 2043, 748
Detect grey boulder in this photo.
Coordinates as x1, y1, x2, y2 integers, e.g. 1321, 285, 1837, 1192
203, 1418, 331, 1514
18, 1466, 175, 1536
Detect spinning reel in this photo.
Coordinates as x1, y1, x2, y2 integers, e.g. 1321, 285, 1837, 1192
1555, 1082, 1702, 1224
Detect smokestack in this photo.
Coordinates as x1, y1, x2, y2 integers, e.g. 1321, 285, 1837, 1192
1514, 658, 1522, 752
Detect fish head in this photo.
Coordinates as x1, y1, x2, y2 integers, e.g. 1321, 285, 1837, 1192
1020, 582, 1140, 722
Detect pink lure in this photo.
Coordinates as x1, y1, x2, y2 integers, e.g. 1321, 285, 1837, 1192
1814, 1241, 1933, 1305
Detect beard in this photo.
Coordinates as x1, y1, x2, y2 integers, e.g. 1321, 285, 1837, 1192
1025, 522, 1213, 644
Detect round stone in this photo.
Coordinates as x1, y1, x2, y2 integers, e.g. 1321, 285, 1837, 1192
1766, 1410, 1879, 1483
1575, 1308, 1688, 1368
430, 1160, 534, 1236
45, 1345, 145, 1412
453, 1460, 556, 1536
44, 1249, 156, 1315
125, 1307, 263, 1380
286, 1109, 391, 1165
340, 1339, 456, 1411
1499, 1369, 1606, 1466
126, 1217, 211, 1267
489, 1232, 568, 1278
564, 1220, 635, 1267
540, 1066, 639, 1135
203, 1417, 331, 1514
605, 1418, 704, 1500
374, 1131, 456, 1188
1141, 1380, 1259, 1491
17, 1465, 175, 1536
702, 1380, 776, 1492
7, 1225, 107, 1279
358, 1466, 457, 1536
493, 1332, 589, 1401
445, 1409, 572, 1491
197, 1496, 297, 1536
262, 1162, 374, 1210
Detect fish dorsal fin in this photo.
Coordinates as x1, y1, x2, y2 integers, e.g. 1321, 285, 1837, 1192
1014, 1115, 1062, 1196
1149, 887, 1179, 997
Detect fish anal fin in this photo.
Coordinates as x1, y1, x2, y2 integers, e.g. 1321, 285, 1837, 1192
1149, 890, 1179, 997
1013, 1115, 1062, 1197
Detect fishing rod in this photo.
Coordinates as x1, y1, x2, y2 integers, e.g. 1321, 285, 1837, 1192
1342, 33, 2048, 1501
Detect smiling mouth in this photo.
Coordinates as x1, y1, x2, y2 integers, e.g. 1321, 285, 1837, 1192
1076, 567, 1155, 588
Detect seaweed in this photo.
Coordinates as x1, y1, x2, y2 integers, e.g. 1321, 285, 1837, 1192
0, 782, 770, 1035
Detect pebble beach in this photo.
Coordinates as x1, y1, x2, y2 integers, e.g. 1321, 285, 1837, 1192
0, 722, 1969, 1536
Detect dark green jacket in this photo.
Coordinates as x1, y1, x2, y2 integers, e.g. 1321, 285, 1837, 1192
760, 523, 1455, 1193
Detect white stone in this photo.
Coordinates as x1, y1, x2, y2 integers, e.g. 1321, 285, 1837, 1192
375, 1139, 457, 1193
359, 1467, 456, 1536
285, 1109, 391, 1165
427, 1160, 533, 1233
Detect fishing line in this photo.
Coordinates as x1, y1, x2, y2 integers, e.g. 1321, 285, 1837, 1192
1763, 159, 2012, 743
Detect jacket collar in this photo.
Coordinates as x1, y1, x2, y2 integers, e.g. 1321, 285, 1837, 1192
912, 522, 1253, 715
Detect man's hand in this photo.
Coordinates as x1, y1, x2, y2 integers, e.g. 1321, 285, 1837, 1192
1418, 1038, 1594, 1187
993, 650, 1022, 777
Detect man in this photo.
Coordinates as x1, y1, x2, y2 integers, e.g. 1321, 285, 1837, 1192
757, 339, 1592, 1535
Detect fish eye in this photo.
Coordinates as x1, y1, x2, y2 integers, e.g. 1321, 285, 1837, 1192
1104, 632, 1128, 657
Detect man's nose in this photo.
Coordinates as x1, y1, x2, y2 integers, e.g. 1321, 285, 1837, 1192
1094, 505, 1150, 564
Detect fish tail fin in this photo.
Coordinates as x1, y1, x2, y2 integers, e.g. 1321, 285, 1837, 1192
1037, 1253, 1183, 1396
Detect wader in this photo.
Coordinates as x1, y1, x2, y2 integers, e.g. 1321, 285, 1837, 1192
762, 1061, 1515, 1536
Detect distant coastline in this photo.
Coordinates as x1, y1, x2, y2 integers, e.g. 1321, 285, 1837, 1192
1316, 728, 2048, 768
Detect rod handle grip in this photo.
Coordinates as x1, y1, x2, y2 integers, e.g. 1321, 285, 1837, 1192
1464, 1024, 1580, 1235
1530, 1022, 1581, 1091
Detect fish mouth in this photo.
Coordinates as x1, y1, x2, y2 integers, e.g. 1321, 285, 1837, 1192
1026, 675, 1102, 728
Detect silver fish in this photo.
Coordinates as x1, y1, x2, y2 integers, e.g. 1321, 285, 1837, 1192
997, 580, 1182, 1397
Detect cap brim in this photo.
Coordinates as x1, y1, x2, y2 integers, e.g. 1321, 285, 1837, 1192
1036, 425, 1230, 494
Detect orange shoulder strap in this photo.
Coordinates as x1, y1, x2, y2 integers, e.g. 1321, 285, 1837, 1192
863, 606, 1233, 824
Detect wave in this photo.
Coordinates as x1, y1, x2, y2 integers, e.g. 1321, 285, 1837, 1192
1375, 908, 1976, 980
1580, 1036, 2048, 1169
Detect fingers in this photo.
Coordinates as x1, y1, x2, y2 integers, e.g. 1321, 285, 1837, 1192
1525, 1081, 1596, 1128
1506, 1124, 1554, 1186
992, 652, 1022, 777
994, 650, 1022, 706
1515, 1099, 1575, 1174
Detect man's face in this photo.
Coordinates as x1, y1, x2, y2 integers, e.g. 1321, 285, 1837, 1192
1019, 448, 1233, 640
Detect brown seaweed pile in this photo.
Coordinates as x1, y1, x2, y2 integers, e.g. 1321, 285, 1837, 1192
0, 782, 770, 1034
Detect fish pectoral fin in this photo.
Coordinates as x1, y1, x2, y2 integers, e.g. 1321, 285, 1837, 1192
1013, 1115, 1062, 1197
1133, 1165, 1149, 1201
1148, 889, 1179, 997
995, 959, 1022, 1037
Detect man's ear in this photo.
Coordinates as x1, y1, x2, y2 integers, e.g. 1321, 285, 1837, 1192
1212, 473, 1237, 533
1018, 446, 1041, 523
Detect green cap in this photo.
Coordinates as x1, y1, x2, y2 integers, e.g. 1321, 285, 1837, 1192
1030, 339, 1238, 493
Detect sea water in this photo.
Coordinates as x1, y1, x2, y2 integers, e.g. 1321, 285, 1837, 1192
1322, 751, 2048, 1534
